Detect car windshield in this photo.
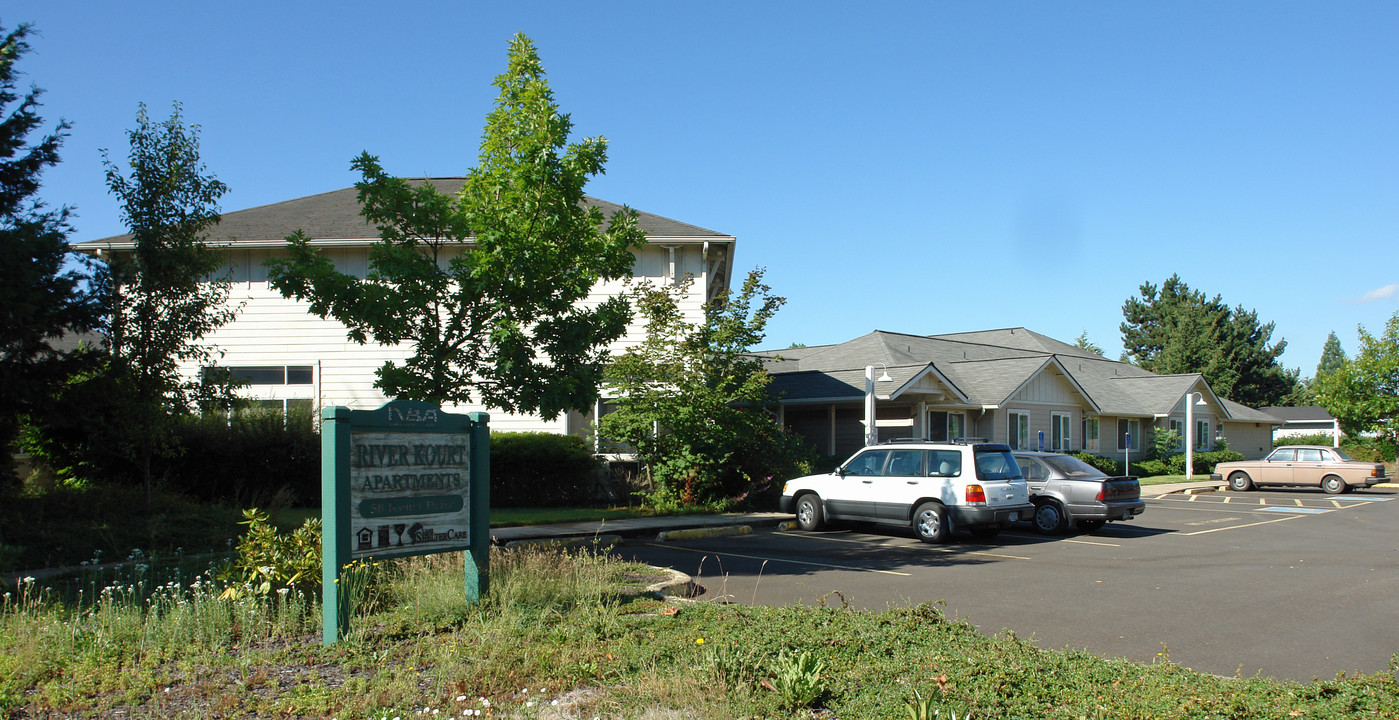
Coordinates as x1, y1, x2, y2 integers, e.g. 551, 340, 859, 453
974, 448, 1022, 481
1040, 455, 1107, 478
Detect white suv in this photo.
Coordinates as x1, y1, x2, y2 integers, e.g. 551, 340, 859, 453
779, 441, 1034, 543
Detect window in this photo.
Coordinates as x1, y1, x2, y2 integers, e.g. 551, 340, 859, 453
948, 413, 966, 441
1008, 411, 1030, 450
1083, 418, 1099, 451
1195, 419, 1211, 450
928, 450, 962, 477
1051, 412, 1071, 451
1168, 418, 1185, 452
844, 450, 889, 476
1268, 448, 1296, 462
206, 365, 315, 385
1297, 448, 1323, 462
885, 450, 923, 476
1117, 419, 1140, 451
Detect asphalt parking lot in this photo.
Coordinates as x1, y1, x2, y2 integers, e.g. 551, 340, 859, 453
618, 486, 1399, 682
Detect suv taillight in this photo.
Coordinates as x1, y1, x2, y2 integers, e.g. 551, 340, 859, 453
966, 484, 986, 503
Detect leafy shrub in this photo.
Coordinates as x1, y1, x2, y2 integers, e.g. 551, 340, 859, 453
216, 508, 321, 599
1070, 452, 1122, 475
164, 408, 320, 506
490, 432, 600, 507
1133, 459, 1169, 477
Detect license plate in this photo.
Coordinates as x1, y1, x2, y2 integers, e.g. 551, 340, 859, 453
1008, 512, 1018, 522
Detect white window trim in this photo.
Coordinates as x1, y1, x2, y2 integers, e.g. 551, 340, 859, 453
1009, 411, 1031, 450
1051, 412, 1072, 452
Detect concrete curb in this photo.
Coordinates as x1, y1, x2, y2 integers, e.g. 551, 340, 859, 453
1181, 485, 1227, 495
643, 566, 699, 598
502, 535, 622, 552
656, 525, 752, 542
777, 520, 798, 531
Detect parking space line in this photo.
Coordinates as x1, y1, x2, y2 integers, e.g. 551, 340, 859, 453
1064, 538, 1120, 547
1261, 507, 1329, 514
774, 531, 1031, 561
1221, 496, 1232, 504
644, 542, 913, 576
1295, 499, 1304, 507
1183, 514, 1303, 535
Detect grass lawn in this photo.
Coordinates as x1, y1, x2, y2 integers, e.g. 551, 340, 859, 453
5, 546, 1398, 719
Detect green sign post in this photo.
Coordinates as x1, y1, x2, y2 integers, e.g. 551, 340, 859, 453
321, 400, 490, 645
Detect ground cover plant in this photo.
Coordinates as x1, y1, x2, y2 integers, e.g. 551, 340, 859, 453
4, 545, 1398, 719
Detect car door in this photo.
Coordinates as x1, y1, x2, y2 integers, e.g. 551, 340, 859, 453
828, 449, 888, 519
876, 448, 926, 520
1293, 447, 1326, 486
1015, 455, 1049, 496
1258, 448, 1296, 485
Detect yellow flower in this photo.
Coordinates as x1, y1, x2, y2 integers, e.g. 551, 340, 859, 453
695, 638, 705, 645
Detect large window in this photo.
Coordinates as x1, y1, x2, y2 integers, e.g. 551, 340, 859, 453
1051, 412, 1071, 451
1008, 411, 1030, 450
205, 365, 314, 385
1195, 419, 1211, 450
1083, 418, 1099, 451
1168, 418, 1185, 452
947, 412, 967, 442
1117, 419, 1141, 451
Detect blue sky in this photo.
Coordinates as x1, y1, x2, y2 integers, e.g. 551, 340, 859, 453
9, 1, 1397, 376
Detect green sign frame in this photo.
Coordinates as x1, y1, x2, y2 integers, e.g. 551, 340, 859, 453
321, 401, 490, 644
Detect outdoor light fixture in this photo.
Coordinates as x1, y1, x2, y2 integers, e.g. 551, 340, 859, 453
865, 363, 894, 446
1184, 391, 1208, 480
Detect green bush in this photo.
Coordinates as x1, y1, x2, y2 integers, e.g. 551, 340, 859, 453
490, 432, 600, 508
162, 408, 320, 506
1279, 435, 1396, 463
1070, 452, 1123, 475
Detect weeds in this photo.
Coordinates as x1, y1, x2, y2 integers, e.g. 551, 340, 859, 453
4, 546, 1399, 718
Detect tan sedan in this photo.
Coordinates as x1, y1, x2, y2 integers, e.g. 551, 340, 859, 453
1211, 445, 1388, 494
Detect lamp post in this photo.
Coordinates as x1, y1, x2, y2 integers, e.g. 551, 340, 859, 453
864, 363, 894, 446
1184, 391, 1208, 479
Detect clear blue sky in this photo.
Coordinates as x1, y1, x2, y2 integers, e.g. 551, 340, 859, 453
9, 1, 1397, 377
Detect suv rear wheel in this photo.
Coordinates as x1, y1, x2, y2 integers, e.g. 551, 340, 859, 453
913, 501, 950, 544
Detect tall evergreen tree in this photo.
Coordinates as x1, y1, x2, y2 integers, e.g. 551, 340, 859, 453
1120, 274, 1297, 407
0, 23, 104, 486
1315, 331, 1347, 381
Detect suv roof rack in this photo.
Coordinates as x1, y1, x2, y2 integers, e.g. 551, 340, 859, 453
879, 438, 927, 444
950, 437, 989, 445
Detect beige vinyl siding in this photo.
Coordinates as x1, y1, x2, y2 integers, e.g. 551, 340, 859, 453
1223, 422, 1274, 460
185, 243, 711, 431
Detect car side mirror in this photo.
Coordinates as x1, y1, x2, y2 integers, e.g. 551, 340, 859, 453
836, 467, 847, 478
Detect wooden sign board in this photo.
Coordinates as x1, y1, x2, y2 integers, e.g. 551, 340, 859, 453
321, 401, 489, 644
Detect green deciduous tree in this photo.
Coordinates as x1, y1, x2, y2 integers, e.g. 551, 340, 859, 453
599, 269, 812, 509
1120, 274, 1298, 407
267, 33, 642, 416
1315, 312, 1399, 452
0, 23, 104, 487
100, 102, 236, 499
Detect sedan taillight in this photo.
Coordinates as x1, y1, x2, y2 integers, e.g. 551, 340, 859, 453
966, 484, 986, 503
1095, 488, 1107, 502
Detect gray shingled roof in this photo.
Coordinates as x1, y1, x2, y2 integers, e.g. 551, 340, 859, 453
1259, 406, 1332, 423
762, 328, 1275, 422
75, 179, 731, 249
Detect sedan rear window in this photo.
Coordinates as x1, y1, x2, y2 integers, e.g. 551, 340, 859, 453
1040, 455, 1107, 478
